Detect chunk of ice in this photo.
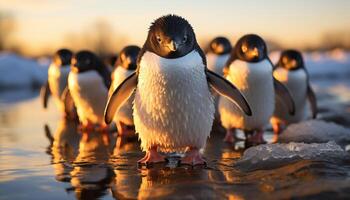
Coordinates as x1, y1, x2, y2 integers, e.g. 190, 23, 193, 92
279, 120, 350, 147
235, 141, 348, 171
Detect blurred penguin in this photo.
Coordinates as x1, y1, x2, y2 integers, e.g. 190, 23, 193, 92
67, 50, 112, 144
206, 37, 233, 127
271, 50, 317, 142
41, 48, 78, 120
206, 37, 232, 75
109, 45, 140, 139
219, 34, 295, 146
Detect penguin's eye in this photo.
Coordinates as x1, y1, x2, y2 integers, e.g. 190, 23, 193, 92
182, 35, 188, 43
241, 45, 248, 53
156, 36, 162, 43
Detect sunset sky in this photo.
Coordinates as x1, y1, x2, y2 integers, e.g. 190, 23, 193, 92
1, 0, 349, 55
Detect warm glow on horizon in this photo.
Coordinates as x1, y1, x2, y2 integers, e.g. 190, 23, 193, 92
0, 0, 349, 56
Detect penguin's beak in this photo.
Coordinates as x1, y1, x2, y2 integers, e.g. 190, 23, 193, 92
167, 40, 179, 52
252, 47, 259, 57
216, 44, 224, 53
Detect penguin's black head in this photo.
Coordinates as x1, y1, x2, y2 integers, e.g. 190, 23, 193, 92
115, 45, 141, 70
235, 34, 267, 63
209, 37, 232, 55
71, 50, 102, 73
145, 14, 196, 58
278, 50, 304, 70
72, 50, 112, 88
53, 48, 73, 67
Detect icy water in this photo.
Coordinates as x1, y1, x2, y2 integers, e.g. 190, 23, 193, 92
1, 79, 350, 200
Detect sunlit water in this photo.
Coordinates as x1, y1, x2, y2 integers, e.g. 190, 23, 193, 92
1, 78, 350, 200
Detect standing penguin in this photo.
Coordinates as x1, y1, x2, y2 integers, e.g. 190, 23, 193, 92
67, 50, 111, 142
110, 45, 141, 138
219, 34, 295, 145
41, 49, 76, 119
271, 50, 317, 141
206, 37, 233, 124
206, 37, 232, 75
104, 15, 251, 165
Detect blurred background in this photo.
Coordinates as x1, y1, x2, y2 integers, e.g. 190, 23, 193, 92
0, 0, 349, 57
1, 0, 349, 91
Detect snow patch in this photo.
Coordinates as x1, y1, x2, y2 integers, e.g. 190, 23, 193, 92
0, 53, 48, 89
278, 120, 350, 147
235, 141, 348, 171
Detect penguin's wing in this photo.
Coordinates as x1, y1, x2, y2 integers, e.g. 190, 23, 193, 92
61, 87, 78, 120
40, 81, 51, 109
307, 84, 317, 119
273, 78, 296, 115
206, 69, 252, 116
104, 72, 138, 124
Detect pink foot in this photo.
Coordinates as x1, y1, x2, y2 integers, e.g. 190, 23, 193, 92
181, 147, 206, 166
223, 129, 236, 143
138, 146, 165, 165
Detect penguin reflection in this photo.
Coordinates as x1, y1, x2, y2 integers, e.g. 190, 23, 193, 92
44, 118, 80, 182
69, 130, 116, 199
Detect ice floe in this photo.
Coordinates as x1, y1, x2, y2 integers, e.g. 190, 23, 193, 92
235, 141, 348, 171
278, 120, 350, 147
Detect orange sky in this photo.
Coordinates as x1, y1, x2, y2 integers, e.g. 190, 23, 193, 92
1, 0, 349, 55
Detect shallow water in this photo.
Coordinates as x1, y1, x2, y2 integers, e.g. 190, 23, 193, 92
1, 79, 350, 200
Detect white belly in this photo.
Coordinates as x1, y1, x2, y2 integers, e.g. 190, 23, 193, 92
111, 67, 134, 125
206, 53, 230, 75
219, 59, 275, 130
68, 71, 108, 125
134, 50, 215, 152
48, 64, 70, 112
272, 68, 308, 124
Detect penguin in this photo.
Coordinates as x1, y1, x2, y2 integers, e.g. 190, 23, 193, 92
219, 34, 295, 145
109, 45, 140, 138
206, 37, 233, 125
41, 48, 77, 119
271, 50, 317, 141
67, 50, 111, 140
206, 37, 232, 75
104, 14, 252, 165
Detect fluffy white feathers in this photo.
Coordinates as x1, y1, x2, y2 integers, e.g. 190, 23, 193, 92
134, 50, 215, 152
219, 59, 275, 130
272, 67, 308, 124
68, 71, 108, 125
48, 64, 71, 112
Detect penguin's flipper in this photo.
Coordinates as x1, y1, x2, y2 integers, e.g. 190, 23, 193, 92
307, 84, 317, 119
40, 81, 51, 109
104, 72, 138, 124
273, 78, 296, 115
61, 87, 77, 120
206, 69, 252, 116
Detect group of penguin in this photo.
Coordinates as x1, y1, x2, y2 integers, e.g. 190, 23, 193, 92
41, 14, 317, 166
